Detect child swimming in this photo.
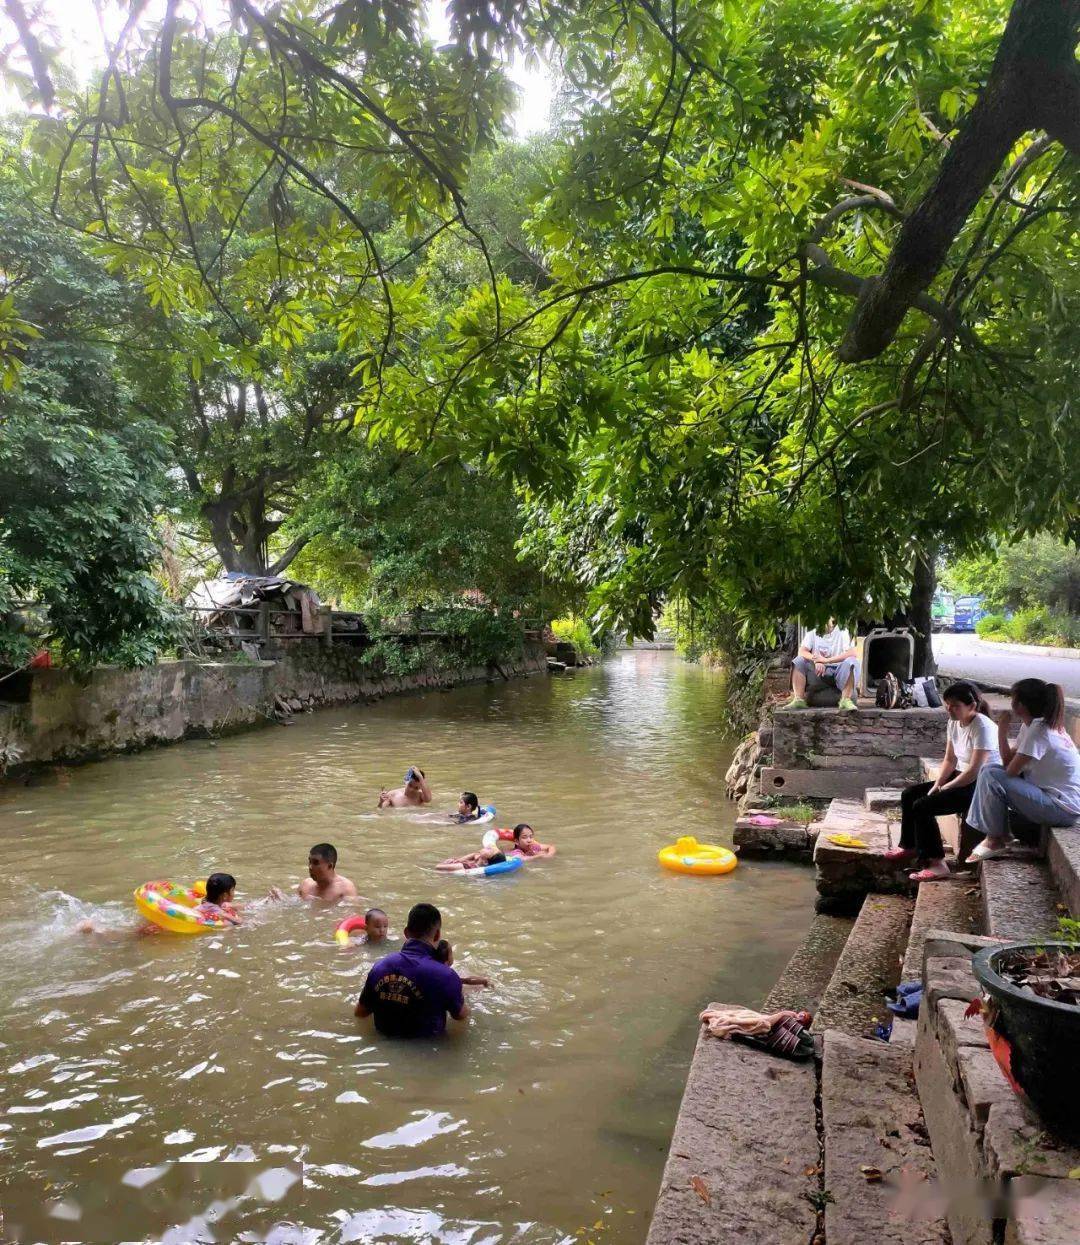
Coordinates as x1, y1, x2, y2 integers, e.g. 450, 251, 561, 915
434, 939, 491, 987
196, 872, 242, 925
361, 907, 390, 943
448, 792, 482, 823
509, 824, 557, 859
435, 844, 507, 873
76, 870, 243, 936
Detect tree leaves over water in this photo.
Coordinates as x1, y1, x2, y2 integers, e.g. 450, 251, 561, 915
0, 1, 1077, 656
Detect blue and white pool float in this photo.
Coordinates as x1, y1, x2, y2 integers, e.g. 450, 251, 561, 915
461, 855, 523, 879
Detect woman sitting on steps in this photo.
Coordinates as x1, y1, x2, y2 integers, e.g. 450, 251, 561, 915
965, 678, 1080, 863
886, 681, 1000, 882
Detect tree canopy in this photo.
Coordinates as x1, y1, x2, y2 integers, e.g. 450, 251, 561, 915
0, 0, 1077, 664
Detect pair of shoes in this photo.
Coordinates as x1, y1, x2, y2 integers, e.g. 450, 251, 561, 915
883, 847, 917, 863
838, 697, 857, 711
784, 696, 808, 709
909, 861, 951, 882
965, 838, 1014, 864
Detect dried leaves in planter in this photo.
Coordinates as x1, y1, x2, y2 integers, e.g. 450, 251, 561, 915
999, 947, 1080, 1007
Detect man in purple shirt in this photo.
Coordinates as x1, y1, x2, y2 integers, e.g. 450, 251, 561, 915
355, 903, 468, 1038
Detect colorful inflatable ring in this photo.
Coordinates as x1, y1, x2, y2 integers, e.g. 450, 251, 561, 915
657, 836, 738, 877
133, 880, 229, 935
473, 805, 496, 825
495, 827, 515, 842
334, 914, 367, 945
461, 856, 523, 879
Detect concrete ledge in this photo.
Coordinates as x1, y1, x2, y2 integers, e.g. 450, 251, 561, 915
646, 1018, 818, 1245
979, 859, 1062, 940
902, 879, 982, 980
1046, 827, 1080, 917
761, 765, 901, 801
733, 814, 818, 859
811, 894, 913, 1037
765, 912, 855, 1013
822, 1031, 947, 1244
814, 800, 909, 901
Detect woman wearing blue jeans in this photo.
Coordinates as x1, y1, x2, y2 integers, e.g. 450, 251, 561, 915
966, 678, 1080, 861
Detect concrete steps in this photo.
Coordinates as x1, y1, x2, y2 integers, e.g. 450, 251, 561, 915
822, 1031, 947, 1244
864, 786, 902, 812
1047, 826, 1080, 916
979, 857, 1063, 940
814, 798, 908, 910
645, 1016, 819, 1245
902, 877, 983, 980
764, 912, 855, 1014
811, 893, 913, 1037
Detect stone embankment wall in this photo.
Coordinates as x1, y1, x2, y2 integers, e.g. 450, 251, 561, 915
0, 640, 548, 775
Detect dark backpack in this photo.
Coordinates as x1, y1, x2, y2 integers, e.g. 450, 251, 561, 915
876, 671, 914, 710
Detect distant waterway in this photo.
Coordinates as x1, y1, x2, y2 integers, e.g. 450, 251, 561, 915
0, 650, 815, 1243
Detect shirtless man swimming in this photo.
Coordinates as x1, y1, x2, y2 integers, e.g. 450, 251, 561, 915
297, 842, 359, 902
378, 766, 432, 809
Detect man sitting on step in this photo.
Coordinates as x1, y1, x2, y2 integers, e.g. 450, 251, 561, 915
785, 619, 860, 712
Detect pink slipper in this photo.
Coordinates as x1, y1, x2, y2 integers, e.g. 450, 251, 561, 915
883, 847, 917, 862
746, 815, 782, 827
910, 864, 951, 882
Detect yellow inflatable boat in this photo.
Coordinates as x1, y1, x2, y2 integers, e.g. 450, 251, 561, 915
658, 836, 738, 876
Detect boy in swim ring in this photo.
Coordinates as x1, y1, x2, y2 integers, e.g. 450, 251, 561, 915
435, 939, 491, 988
448, 792, 481, 823
362, 908, 390, 943
435, 843, 507, 873
509, 824, 557, 859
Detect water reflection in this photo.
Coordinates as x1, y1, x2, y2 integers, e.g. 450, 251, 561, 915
0, 652, 815, 1242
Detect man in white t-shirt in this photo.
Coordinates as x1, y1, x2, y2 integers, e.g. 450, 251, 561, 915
786, 619, 860, 711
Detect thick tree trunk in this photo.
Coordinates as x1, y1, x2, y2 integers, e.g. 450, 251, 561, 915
908, 551, 937, 678
839, 0, 1080, 361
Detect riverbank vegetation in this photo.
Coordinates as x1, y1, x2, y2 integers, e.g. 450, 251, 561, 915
0, 1, 1076, 675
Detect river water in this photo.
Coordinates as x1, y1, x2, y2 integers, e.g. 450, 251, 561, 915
0, 651, 815, 1244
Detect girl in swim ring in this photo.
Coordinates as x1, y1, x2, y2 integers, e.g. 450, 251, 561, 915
509, 824, 556, 859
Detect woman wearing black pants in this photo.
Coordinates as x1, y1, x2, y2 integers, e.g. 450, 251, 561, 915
885, 682, 1000, 881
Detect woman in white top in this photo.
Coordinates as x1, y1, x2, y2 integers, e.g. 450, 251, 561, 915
966, 678, 1080, 861
887, 681, 1001, 881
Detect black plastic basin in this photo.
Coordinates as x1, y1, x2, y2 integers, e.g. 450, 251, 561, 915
972, 941, 1080, 1143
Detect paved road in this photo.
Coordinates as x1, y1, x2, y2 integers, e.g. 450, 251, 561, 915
934, 632, 1080, 697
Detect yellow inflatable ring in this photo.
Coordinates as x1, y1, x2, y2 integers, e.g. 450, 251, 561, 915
133, 880, 228, 935
658, 836, 738, 876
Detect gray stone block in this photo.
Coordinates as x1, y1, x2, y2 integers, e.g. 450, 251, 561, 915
761, 765, 890, 800
1046, 826, 1080, 918
822, 1031, 947, 1245
957, 1045, 1014, 1133
764, 912, 855, 1013
865, 786, 904, 811
979, 859, 1062, 940
1004, 1176, 1080, 1245
920, 929, 1006, 979
983, 1098, 1080, 1181
772, 706, 947, 767
814, 801, 910, 899
902, 879, 983, 980
646, 1021, 818, 1245
811, 894, 913, 1037
935, 998, 990, 1075
914, 1010, 994, 1245
924, 956, 979, 1011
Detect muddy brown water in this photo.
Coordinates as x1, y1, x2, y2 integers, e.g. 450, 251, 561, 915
0, 650, 815, 1243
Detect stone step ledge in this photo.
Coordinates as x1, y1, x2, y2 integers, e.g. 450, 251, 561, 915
811, 893, 913, 1037
1046, 826, 1080, 917
979, 858, 1063, 941
764, 912, 855, 1014
645, 1011, 819, 1245
822, 1030, 948, 1244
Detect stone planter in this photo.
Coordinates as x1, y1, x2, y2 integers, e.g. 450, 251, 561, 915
972, 941, 1080, 1143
